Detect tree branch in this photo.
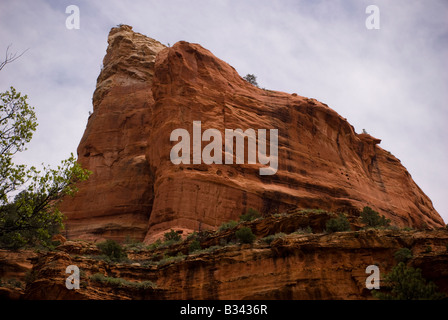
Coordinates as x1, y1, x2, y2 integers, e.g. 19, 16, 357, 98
0, 44, 29, 72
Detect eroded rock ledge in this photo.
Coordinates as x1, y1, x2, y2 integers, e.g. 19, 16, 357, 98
5, 210, 448, 300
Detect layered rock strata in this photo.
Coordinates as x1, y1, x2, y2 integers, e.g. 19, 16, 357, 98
60, 25, 445, 243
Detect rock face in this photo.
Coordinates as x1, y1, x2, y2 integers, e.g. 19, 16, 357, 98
20, 219, 448, 300
60, 25, 166, 241
60, 25, 445, 243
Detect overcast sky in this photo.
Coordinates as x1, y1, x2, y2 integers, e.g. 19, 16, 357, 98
0, 0, 447, 223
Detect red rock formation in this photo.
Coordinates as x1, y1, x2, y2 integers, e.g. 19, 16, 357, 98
60, 25, 444, 243
60, 25, 166, 241
0, 249, 37, 299
21, 226, 448, 300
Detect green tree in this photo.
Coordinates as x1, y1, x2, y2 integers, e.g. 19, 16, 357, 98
240, 208, 261, 222
325, 214, 351, 233
373, 262, 445, 300
0, 85, 90, 249
0, 154, 90, 249
361, 206, 390, 228
235, 227, 256, 244
219, 220, 238, 231
189, 239, 201, 253
164, 229, 181, 242
243, 74, 259, 87
97, 239, 128, 263
0, 87, 37, 204
394, 248, 413, 263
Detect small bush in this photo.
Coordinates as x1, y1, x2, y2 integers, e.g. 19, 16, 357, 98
147, 239, 162, 250
164, 229, 182, 242
243, 74, 259, 87
124, 235, 144, 251
294, 226, 313, 234
326, 214, 351, 233
240, 208, 261, 222
394, 248, 413, 263
96, 239, 127, 262
0, 278, 23, 289
373, 262, 445, 300
158, 253, 186, 266
159, 239, 180, 249
301, 208, 327, 214
218, 220, 238, 232
194, 245, 223, 255
261, 233, 286, 244
235, 227, 256, 244
189, 239, 201, 253
272, 212, 288, 218
361, 206, 391, 228
90, 273, 156, 289
186, 232, 197, 241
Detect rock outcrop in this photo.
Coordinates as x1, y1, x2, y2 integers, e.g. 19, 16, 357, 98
19, 213, 448, 300
60, 25, 166, 241
60, 25, 445, 244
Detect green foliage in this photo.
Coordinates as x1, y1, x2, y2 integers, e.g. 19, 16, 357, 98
218, 220, 238, 231
90, 273, 156, 289
300, 208, 327, 214
261, 232, 286, 244
157, 253, 186, 265
272, 212, 288, 218
235, 227, 256, 244
243, 74, 259, 87
189, 239, 201, 253
96, 239, 128, 263
0, 154, 90, 249
147, 239, 162, 250
394, 248, 413, 263
186, 232, 197, 241
164, 229, 181, 242
188, 245, 223, 256
294, 226, 313, 234
0, 278, 23, 289
361, 206, 391, 228
0, 87, 91, 249
325, 214, 351, 233
373, 262, 445, 300
0, 87, 37, 204
124, 235, 144, 252
240, 208, 261, 222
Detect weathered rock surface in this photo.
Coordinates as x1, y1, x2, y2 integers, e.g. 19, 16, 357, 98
60, 25, 445, 244
0, 249, 37, 299
60, 25, 166, 241
17, 216, 448, 300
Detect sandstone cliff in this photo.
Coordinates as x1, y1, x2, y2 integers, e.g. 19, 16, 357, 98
59, 25, 445, 244
10, 211, 448, 300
